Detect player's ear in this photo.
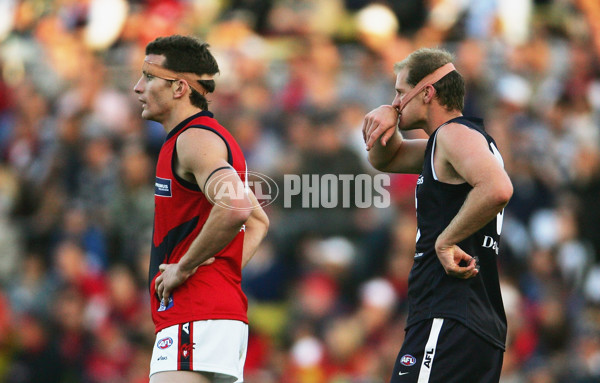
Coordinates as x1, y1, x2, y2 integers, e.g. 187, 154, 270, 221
423, 84, 437, 103
172, 79, 188, 99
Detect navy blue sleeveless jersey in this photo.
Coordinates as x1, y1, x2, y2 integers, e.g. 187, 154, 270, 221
408, 116, 507, 350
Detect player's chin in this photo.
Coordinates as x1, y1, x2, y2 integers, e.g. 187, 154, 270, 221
400, 121, 419, 131
141, 109, 156, 121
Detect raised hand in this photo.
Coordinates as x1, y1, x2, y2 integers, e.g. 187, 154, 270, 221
363, 105, 399, 151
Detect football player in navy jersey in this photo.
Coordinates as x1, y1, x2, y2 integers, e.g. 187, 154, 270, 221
363, 48, 513, 383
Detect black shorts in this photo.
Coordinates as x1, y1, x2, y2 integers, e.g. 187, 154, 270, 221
390, 318, 504, 383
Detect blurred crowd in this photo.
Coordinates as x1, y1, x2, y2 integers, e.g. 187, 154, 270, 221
1, 0, 600, 382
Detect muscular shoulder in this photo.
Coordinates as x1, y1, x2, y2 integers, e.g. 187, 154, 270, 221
436, 122, 487, 150
435, 122, 508, 188
176, 128, 229, 172
435, 123, 490, 165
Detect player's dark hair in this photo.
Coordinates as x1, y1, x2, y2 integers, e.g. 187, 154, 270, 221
394, 48, 465, 112
146, 35, 219, 110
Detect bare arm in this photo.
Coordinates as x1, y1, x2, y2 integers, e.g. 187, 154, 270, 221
241, 191, 269, 268
363, 105, 427, 174
433, 124, 513, 278
155, 129, 252, 303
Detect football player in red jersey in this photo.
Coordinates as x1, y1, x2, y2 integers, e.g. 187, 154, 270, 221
134, 35, 269, 383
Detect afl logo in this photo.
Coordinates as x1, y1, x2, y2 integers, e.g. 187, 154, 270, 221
400, 354, 416, 366
205, 170, 279, 210
157, 337, 173, 350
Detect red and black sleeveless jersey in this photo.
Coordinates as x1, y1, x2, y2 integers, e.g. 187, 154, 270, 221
149, 111, 248, 333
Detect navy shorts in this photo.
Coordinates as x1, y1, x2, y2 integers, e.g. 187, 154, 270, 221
390, 318, 504, 383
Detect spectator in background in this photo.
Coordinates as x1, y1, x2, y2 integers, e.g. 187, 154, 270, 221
109, 143, 155, 267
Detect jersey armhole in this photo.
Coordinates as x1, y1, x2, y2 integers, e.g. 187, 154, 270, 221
430, 123, 450, 181
431, 121, 491, 184
172, 125, 234, 192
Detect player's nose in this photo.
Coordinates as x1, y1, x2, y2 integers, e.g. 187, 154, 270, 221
133, 77, 144, 94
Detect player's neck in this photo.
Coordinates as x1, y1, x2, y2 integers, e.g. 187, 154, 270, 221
424, 107, 463, 136
163, 104, 205, 133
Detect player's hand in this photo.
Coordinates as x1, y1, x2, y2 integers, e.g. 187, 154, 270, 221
434, 242, 479, 279
363, 105, 399, 151
154, 257, 215, 303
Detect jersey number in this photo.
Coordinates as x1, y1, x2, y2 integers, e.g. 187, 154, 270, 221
490, 142, 505, 236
